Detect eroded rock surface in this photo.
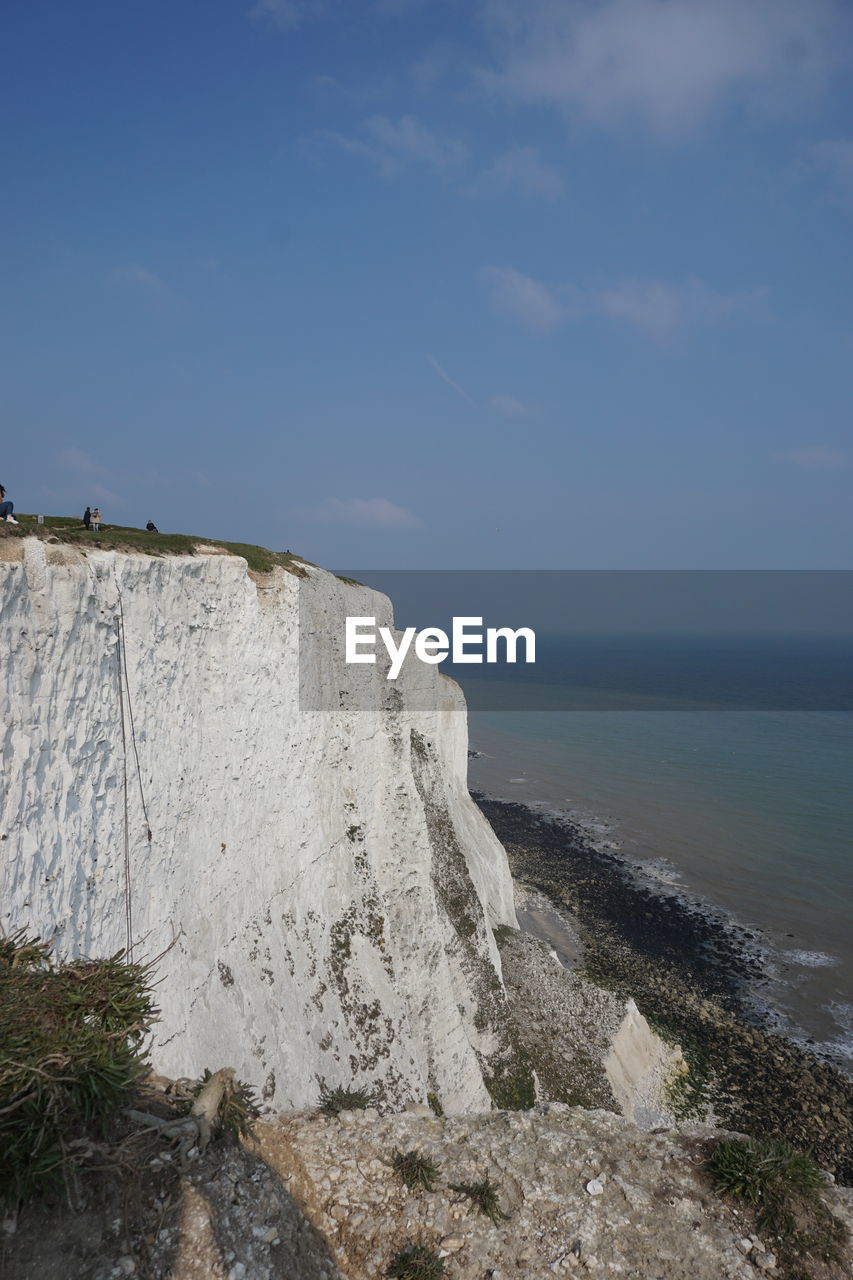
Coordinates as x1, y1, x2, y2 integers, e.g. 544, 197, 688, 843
251, 1106, 853, 1280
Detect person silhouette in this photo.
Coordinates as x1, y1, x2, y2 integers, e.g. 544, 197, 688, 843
0, 483, 19, 524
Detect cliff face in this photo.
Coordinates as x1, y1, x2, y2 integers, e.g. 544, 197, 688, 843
0, 538, 518, 1112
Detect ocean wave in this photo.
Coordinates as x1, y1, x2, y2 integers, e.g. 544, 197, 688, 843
780, 949, 839, 969
813, 1002, 853, 1067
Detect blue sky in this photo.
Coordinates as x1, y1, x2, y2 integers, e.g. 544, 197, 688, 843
2, 0, 852, 567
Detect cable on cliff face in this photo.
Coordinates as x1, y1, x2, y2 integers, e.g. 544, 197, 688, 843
113, 583, 153, 960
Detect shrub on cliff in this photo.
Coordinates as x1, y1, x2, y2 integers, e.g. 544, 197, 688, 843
707, 1136, 848, 1276
0, 931, 158, 1207
386, 1241, 445, 1279
318, 1083, 375, 1114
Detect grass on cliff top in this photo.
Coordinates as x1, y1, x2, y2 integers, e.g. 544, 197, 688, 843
3, 513, 310, 576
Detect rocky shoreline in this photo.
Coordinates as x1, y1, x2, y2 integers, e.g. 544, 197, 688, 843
473, 793, 853, 1185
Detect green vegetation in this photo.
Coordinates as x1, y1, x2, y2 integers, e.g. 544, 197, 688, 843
449, 1176, 508, 1225
0, 931, 158, 1207
707, 1137, 848, 1278
426, 1091, 444, 1117
386, 1241, 445, 1280
482, 1051, 536, 1111
0, 931, 262, 1211
4, 513, 309, 576
663, 1042, 713, 1121
318, 1084, 375, 1115
392, 1148, 441, 1192
708, 1136, 823, 1206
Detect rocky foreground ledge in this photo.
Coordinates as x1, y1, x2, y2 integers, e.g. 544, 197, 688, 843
5, 1104, 853, 1280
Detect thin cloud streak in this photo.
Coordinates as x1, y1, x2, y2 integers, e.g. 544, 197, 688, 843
427, 355, 477, 406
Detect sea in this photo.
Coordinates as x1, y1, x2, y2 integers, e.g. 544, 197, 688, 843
466, 704, 853, 1076
335, 571, 853, 1075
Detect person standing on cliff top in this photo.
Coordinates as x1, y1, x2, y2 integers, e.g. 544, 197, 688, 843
0, 483, 19, 524
92, 508, 101, 532
82, 506, 91, 528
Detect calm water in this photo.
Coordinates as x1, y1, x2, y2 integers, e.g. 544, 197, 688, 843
467, 708, 853, 1072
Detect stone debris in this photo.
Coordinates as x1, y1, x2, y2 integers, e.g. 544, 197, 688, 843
439, 1236, 465, 1251
237, 1104, 852, 1280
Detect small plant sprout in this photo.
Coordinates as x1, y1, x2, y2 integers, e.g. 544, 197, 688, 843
386, 1240, 445, 1280
318, 1084, 374, 1115
392, 1148, 440, 1192
449, 1176, 508, 1225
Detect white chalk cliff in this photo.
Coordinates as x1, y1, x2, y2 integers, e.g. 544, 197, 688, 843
0, 539, 520, 1112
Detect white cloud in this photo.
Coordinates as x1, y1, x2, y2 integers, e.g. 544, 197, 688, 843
478, 145, 564, 199
111, 263, 172, 302
306, 497, 421, 527
597, 280, 686, 334
325, 114, 466, 177
250, 0, 330, 30
412, 40, 466, 93
427, 355, 477, 406
59, 447, 104, 477
481, 267, 764, 336
777, 447, 847, 469
488, 394, 532, 417
253, 0, 429, 28
58, 448, 126, 507
804, 138, 853, 208
86, 483, 126, 508
598, 277, 762, 336
477, 0, 850, 136
480, 266, 564, 332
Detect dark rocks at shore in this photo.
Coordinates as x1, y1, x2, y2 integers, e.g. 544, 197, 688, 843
474, 792, 853, 1185
474, 794, 764, 1006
